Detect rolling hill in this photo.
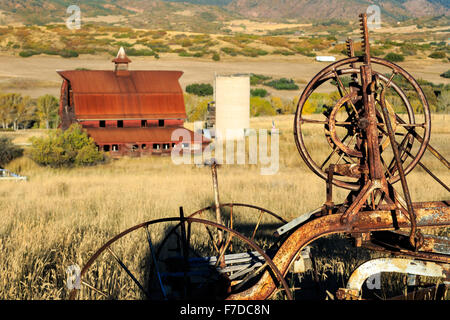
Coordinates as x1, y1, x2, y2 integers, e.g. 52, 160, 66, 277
0, 0, 448, 28
226, 0, 450, 22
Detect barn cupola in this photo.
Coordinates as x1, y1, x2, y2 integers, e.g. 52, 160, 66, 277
112, 47, 131, 76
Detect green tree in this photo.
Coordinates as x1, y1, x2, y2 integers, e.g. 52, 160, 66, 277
251, 88, 268, 98
12, 95, 33, 130
36, 94, 59, 129
384, 53, 405, 62
29, 124, 105, 168
186, 83, 214, 97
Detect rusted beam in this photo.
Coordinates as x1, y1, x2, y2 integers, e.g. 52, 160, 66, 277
227, 201, 449, 300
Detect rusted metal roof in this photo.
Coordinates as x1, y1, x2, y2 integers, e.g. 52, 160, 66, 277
58, 70, 186, 120
86, 127, 210, 145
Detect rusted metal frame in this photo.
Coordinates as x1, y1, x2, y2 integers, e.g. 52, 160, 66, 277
384, 129, 412, 176
332, 69, 360, 119
320, 133, 351, 170
251, 210, 264, 242
395, 115, 450, 170
106, 247, 151, 299
294, 59, 420, 190
363, 65, 384, 180
359, 13, 371, 65
153, 203, 287, 266
80, 280, 109, 298
145, 226, 168, 300
185, 217, 293, 300
337, 258, 450, 300
380, 86, 421, 249
328, 91, 361, 158
399, 146, 450, 193
362, 241, 450, 264
325, 165, 335, 214
365, 231, 450, 262
377, 123, 450, 192
340, 179, 377, 224
227, 202, 450, 300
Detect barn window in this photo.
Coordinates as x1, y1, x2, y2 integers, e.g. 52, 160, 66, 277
132, 145, 139, 151
117, 120, 123, 128
99, 120, 106, 128
158, 120, 165, 127
153, 144, 160, 150
172, 143, 176, 148
103, 145, 110, 152
112, 144, 119, 151
142, 144, 147, 150
141, 120, 147, 128
163, 143, 170, 150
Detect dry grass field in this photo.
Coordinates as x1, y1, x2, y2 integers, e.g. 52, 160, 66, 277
0, 114, 448, 300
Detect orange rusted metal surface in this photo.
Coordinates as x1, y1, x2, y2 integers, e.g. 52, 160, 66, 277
57, 70, 186, 120
227, 202, 450, 300
86, 127, 210, 145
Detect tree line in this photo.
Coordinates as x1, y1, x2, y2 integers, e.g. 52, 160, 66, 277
0, 93, 59, 130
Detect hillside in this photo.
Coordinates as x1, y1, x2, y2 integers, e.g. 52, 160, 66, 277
226, 0, 450, 22
1, 0, 449, 28
0, 0, 239, 33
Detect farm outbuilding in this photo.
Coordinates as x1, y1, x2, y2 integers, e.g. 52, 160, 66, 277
57, 47, 209, 157
214, 74, 250, 140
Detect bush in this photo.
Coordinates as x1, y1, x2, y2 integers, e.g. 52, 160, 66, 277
250, 97, 276, 117
265, 78, 299, 90
251, 88, 269, 98
0, 137, 23, 167
186, 83, 213, 97
221, 47, 238, 56
59, 50, 79, 58
250, 74, 272, 85
19, 50, 39, 57
441, 70, 450, 79
212, 52, 220, 61
29, 124, 105, 168
384, 53, 405, 62
429, 51, 446, 59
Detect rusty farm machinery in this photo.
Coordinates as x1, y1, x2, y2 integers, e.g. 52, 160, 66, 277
69, 14, 449, 301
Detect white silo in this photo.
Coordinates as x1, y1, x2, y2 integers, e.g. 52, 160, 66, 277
214, 74, 250, 140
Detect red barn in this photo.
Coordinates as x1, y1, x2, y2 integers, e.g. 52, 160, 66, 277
57, 47, 209, 156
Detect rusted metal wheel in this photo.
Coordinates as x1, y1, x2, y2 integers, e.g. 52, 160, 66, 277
156, 203, 288, 254
294, 56, 431, 190
68, 215, 292, 300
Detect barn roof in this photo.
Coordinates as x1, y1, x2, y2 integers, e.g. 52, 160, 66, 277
57, 70, 186, 120
86, 127, 211, 145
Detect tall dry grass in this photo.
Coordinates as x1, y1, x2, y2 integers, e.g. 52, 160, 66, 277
0, 114, 448, 299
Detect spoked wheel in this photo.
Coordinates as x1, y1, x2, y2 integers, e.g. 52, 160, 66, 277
69, 215, 292, 300
171, 203, 288, 250
294, 56, 431, 190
